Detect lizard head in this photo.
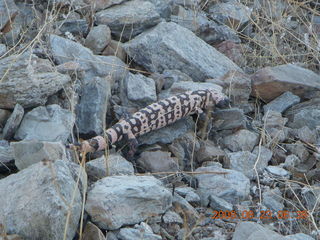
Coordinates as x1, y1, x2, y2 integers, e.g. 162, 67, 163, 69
208, 89, 230, 108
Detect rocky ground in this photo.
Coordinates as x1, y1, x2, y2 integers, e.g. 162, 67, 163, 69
0, 0, 320, 239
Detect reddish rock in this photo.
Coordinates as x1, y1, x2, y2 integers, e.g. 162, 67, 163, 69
251, 64, 320, 102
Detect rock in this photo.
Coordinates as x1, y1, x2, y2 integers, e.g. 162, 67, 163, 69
172, 194, 199, 225
222, 129, 259, 152
289, 126, 317, 144
82, 222, 105, 240
254, 0, 288, 20
265, 166, 290, 178
262, 110, 288, 143
0, 160, 86, 240
171, 6, 240, 44
263, 91, 300, 113
85, 154, 134, 181
15, 104, 75, 143
284, 142, 309, 162
49, 35, 128, 81
137, 150, 179, 172
175, 187, 200, 204
251, 64, 320, 103
122, 73, 157, 107
301, 184, 320, 211
0, 140, 14, 171
285, 98, 320, 130
76, 76, 111, 137
226, 149, 270, 180
212, 108, 246, 131
118, 223, 162, 240
147, 0, 172, 19
124, 22, 242, 82
252, 145, 273, 163
0, 51, 71, 109
0, 44, 7, 56
163, 211, 183, 224
208, 1, 252, 29
215, 41, 248, 68
262, 187, 284, 212
0, 0, 20, 45
196, 141, 225, 164
195, 165, 250, 206
285, 233, 315, 240
0, 109, 10, 129
56, 19, 88, 36
11, 140, 67, 170
85, 25, 111, 54
102, 39, 127, 61
2, 104, 24, 140
96, 0, 161, 41
85, 175, 172, 230
84, 0, 126, 11
209, 195, 233, 211
281, 154, 301, 170
138, 117, 194, 145
232, 221, 286, 240
157, 70, 193, 91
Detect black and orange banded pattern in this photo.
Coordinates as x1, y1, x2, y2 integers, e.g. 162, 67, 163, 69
71, 89, 229, 155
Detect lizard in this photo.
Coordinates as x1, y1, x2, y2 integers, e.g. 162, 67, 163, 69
68, 88, 230, 157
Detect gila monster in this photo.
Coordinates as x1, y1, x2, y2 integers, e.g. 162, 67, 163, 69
69, 89, 230, 157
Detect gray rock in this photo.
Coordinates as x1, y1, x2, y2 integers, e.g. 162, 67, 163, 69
11, 140, 67, 170
85, 175, 172, 230
301, 184, 320, 211
102, 39, 127, 62
171, 5, 240, 44
15, 104, 75, 143
0, 140, 13, 165
2, 104, 24, 140
138, 117, 194, 145
254, 0, 288, 20
147, 0, 172, 19
212, 108, 246, 130
289, 126, 317, 144
0, 44, 7, 56
137, 150, 179, 172
222, 129, 259, 152
172, 194, 199, 225
281, 154, 301, 170
285, 233, 315, 240
122, 73, 157, 107
84, 0, 126, 11
262, 187, 284, 212
56, 19, 88, 36
208, 1, 252, 28
232, 221, 286, 240
96, 0, 162, 41
175, 187, 200, 204
85, 154, 134, 181
209, 195, 233, 211
0, 160, 86, 240
284, 142, 309, 162
265, 166, 290, 178
263, 91, 300, 113
196, 141, 225, 164
226, 149, 270, 180
262, 111, 288, 143
85, 25, 111, 54
118, 224, 162, 240
76, 76, 111, 136
285, 98, 320, 130
163, 211, 183, 224
252, 64, 320, 103
124, 22, 242, 82
94, 55, 129, 80
0, 51, 71, 109
195, 165, 250, 206
0, 0, 20, 45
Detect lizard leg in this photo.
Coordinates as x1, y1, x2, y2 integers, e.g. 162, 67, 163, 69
126, 131, 138, 160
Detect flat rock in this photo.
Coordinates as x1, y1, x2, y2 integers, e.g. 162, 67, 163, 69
232, 221, 286, 240
175, 187, 200, 204
209, 195, 233, 211
222, 129, 259, 152
251, 64, 320, 102
96, 0, 162, 41
263, 91, 300, 113
262, 187, 284, 212
85, 24, 111, 54
284, 98, 320, 130
76, 76, 111, 137
118, 225, 162, 240
0, 160, 86, 240
85, 175, 172, 230
195, 165, 250, 206
122, 73, 157, 107
85, 154, 134, 181
124, 22, 242, 82
137, 150, 179, 172
0, 51, 71, 109
15, 104, 75, 143
11, 140, 67, 170
2, 104, 24, 140
285, 233, 315, 240
212, 108, 246, 131
265, 166, 290, 178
